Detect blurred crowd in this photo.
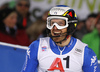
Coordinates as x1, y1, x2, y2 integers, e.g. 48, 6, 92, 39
0, 0, 100, 59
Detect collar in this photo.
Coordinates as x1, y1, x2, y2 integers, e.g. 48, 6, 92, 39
50, 37, 77, 55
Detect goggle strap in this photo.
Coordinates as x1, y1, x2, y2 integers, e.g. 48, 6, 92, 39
68, 20, 78, 23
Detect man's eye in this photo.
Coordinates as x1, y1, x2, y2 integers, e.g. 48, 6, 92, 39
58, 22, 64, 26
51, 22, 54, 25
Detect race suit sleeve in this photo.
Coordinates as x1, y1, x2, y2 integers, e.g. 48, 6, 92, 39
82, 46, 99, 72
21, 40, 39, 72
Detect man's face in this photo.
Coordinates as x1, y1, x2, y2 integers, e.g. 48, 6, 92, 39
16, 1, 29, 15
50, 19, 67, 42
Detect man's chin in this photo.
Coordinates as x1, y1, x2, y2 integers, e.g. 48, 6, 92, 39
51, 35, 67, 43
52, 37, 61, 43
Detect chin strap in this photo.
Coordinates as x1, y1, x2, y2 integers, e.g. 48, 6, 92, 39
56, 35, 69, 44
46, 27, 75, 44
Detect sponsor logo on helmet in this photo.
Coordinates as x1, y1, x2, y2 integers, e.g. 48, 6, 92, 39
74, 23, 77, 27
75, 13, 77, 17
54, 12, 57, 15
63, 11, 69, 16
51, 8, 65, 12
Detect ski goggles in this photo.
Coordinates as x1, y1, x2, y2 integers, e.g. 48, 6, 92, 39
47, 16, 77, 29
47, 16, 69, 29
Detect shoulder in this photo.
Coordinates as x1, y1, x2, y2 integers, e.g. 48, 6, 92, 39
82, 46, 98, 72
26, 39, 40, 59
39, 37, 50, 45
29, 37, 50, 50
28, 37, 50, 58
76, 38, 87, 46
84, 46, 97, 60
29, 39, 40, 49
83, 46, 98, 66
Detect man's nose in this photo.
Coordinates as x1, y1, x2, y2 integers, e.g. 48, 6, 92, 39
53, 25, 58, 30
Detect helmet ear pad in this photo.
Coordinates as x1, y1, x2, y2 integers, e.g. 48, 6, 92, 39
67, 23, 76, 35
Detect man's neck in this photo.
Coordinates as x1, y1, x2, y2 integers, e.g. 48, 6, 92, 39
56, 35, 71, 47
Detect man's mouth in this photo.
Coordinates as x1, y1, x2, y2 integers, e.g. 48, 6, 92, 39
53, 32, 61, 36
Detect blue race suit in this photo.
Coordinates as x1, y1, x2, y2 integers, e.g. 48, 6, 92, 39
21, 37, 99, 72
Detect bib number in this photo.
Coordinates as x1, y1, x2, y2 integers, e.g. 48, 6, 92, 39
48, 56, 70, 72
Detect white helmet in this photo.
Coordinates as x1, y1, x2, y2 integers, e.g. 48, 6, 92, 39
47, 5, 77, 31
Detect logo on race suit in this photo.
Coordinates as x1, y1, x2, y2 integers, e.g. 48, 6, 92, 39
23, 48, 30, 71
27, 48, 30, 59
75, 48, 82, 53
74, 48, 83, 55
90, 56, 97, 66
94, 66, 97, 72
48, 58, 64, 72
42, 46, 47, 51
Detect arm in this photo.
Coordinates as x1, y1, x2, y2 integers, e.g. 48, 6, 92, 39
82, 46, 99, 72
21, 40, 39, 72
